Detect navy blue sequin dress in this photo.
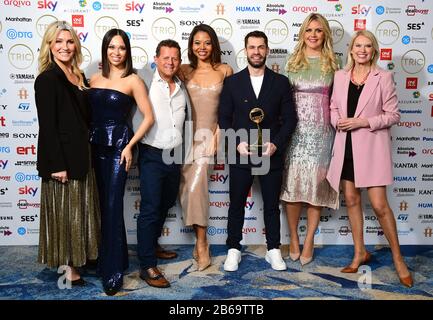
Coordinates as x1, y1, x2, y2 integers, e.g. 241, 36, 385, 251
88, 88, 134, 287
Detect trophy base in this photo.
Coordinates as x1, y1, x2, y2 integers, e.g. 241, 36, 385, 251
248, 144, 263, 155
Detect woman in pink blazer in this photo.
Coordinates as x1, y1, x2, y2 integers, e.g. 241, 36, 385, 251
326, 30, 413, 287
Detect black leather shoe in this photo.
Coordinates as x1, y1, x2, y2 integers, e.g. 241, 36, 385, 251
103, 273, 123, 296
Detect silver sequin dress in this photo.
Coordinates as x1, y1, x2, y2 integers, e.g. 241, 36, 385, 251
280, 57, 338, 209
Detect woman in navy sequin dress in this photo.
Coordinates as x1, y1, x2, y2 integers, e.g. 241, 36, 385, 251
88, 29, 154, 296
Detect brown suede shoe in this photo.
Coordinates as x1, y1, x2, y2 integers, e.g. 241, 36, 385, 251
156, 246, 178, 260
139, 267, 170, 288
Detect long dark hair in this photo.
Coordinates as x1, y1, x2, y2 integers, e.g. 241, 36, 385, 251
188, 24, 221, 69
101, 28, 134, 78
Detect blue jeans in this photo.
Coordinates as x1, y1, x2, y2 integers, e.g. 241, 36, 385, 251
136, 143, 180, 269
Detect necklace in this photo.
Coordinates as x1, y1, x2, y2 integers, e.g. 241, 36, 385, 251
351, 68, 370, 90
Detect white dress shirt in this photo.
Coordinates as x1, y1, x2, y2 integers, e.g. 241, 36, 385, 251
137, 70, 186, 149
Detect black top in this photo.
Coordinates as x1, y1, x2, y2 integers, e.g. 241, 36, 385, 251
34, 62, 90, 179
344, 81, 364, 160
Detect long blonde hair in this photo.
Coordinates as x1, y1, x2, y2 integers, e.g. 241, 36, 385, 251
38, 20, 86, 88
286, 13, 338, 74
345, 30, 379, 71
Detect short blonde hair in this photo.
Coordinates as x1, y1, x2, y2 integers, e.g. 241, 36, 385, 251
286, 13, 338, 74
38, 20, 86, 88
345, 30, 379, 71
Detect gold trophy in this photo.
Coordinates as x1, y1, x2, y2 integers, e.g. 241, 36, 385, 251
248, 107, 264, 153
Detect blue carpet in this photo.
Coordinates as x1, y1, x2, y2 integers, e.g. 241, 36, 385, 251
0, 245, 431, 300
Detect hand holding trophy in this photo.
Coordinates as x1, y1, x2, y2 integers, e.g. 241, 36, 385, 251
248, 107, 264, 155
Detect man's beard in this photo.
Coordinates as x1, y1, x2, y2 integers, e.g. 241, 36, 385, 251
247, 55, 267, 69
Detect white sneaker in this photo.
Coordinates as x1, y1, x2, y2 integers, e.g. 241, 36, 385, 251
223, 248, 241, 271
265, 248, 287, 271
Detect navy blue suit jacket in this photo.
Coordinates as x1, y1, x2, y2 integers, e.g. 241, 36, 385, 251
218, 67, 297, 170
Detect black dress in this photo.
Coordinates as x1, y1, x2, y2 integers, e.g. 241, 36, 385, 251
87, 88, 134, 291
341, 81, 364, 182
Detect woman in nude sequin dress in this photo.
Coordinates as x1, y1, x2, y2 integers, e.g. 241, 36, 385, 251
280, 14, 339, 265
179, 24, 233, 271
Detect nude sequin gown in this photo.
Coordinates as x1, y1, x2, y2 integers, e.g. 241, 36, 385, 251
179, 81, 223, 227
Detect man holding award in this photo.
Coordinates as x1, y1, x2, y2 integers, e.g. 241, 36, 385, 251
218, 31, 297, 271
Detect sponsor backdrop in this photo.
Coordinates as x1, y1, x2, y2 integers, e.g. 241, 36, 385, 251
1, 0, 432, 246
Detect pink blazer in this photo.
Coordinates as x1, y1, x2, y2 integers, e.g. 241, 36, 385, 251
326, 67, 400, 191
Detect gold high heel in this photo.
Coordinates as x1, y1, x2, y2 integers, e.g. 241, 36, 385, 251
197, 244, 211, 271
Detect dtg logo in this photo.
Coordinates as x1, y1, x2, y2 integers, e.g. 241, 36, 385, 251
125, 2, 145, 13
37, 0, 58, 11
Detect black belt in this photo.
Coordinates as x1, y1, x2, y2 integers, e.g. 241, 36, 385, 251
141, 143, 175, 156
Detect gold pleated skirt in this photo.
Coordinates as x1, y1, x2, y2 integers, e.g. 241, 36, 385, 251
38, 168, 101, 268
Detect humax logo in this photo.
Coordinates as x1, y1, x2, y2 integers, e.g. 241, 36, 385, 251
402, 35, 410, 44
376, 6, 385, 15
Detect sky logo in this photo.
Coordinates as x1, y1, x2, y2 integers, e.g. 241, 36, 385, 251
376, 6, 385, 15
402, 36, 410, 44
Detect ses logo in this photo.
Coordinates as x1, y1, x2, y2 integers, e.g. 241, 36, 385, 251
37, 0, 58, 11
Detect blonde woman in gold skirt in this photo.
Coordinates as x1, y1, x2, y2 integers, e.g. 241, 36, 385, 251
35, 21, 100, 286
